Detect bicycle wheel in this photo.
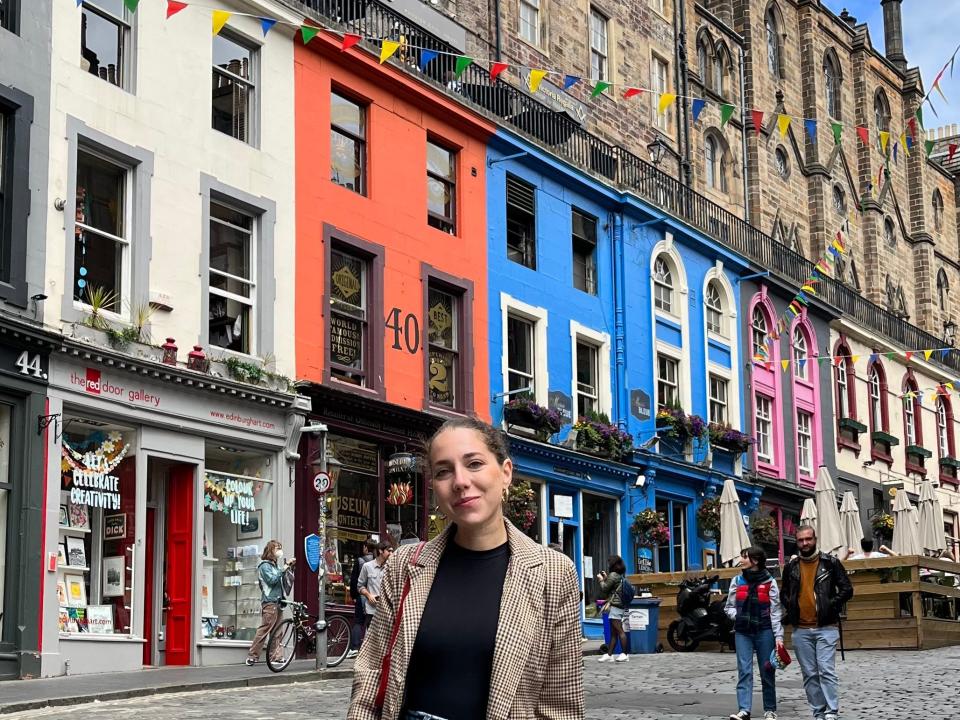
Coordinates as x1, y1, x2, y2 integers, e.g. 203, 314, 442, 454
325, 616, 351, 668
266, 618, 298, 673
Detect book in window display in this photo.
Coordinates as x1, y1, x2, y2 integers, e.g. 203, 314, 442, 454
68, 502, 90, 530
65, 574, 87, 607
66, 536, 87, 568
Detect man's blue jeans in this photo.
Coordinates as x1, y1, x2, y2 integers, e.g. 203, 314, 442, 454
734, 629, 777, 713
792, 626, 840, 718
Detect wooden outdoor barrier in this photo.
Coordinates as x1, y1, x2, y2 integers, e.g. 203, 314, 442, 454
626, 556, 960, 652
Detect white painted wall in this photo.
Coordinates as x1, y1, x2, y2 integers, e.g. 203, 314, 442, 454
44, 0, 299, 376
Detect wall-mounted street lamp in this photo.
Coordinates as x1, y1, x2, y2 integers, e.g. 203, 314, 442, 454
943, 320, 957, 347
647, 135, 669, 167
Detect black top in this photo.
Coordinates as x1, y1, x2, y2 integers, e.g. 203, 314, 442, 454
403, 535, 511, 720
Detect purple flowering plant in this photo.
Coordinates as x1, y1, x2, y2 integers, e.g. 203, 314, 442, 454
504, 396, 565, 435
655, 405, 709, 443
632, 508, 671, 547
573, 412, 634, 460
707, 423, 754, 454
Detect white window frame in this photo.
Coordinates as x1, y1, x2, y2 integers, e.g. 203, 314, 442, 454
657, 351, 680, 410
653, 255, 675, 315
792, 326, 808, 380
80, 1, 133, 91
836, 360, 849, 418
755, 394, 774, 463
904, 393, 917, 447
571, 321, 611, 418
73, 147, 133, 321
589, 7, 609, 83
705, 281, 723, 335
519, 0, 541, 46
751, 305, 769, 358
502, 293, 549, 405
651, 54, 671, 133
709, 374, 728, 424
938, 399, 950, 460
211, 29, 259, 146
208, 200, 258, 355
869, 367, 883, 431
797, 410, 813, 475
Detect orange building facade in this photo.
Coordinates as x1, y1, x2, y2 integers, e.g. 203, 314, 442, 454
292, 33, 494, 610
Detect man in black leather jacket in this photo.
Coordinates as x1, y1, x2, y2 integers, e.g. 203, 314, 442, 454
780, 526, 853, 720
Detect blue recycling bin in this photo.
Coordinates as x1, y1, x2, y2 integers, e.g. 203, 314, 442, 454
598, 601, 625, 654
627, 597, 662, 654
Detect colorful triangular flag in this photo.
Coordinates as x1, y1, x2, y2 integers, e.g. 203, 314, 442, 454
658, 92, 676, 113
259, 17, 277, 36
380, 40, 401, 64
624, 87, 644, 99
905, 351, 913, 361
123, 0, 140, 11
925, 349, 934, 361
851, 355, 860, 364
885, 352, 895, 361
166, 0, 187, 17
916, 107, 924, 129
592, 81, 612, 97
799, 358, 807, 372
751, 109, 764, 135
720, 104, 736, 127
899, 132, 910, 156
949, 143, 958, 162
856, 126, 870, 146
879, 131, 890, 154
341, 33, 361, 51
529, 69, 548, 93
454, 56, 473, 79
926, 139, 935, 158
490, 62, 508, 81
300, 25, 321, 44
908, 117, 917, 139
563, 75, 580, 91
805, 118, 817, 143
691, 98, 706, 121
831, 122, 843, 145
419, 50, 438, 71
777, 114, 791, 138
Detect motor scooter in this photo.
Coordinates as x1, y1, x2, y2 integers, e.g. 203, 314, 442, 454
666, 575, 735, 652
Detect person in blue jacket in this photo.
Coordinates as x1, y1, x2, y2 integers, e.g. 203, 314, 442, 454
724, 546, 784, 720
246, 539, 295, 665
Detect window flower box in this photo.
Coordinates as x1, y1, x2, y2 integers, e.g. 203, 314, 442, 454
940, 456, 960, 469
504, 397, 565, 441
871, 430, 900, 447
838, 417, 868, 434
906, 445, 933, 459
573, 413, 633, 461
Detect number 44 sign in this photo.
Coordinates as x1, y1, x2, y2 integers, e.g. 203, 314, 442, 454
2, 347, 48, 383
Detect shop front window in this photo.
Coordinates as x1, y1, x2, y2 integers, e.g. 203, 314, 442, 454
655, 497, 687, 573
58, 418, 136, 636
0, 404, 9, 639
582, 493, 617, 618
201, 446, 273, 642
327, 436, 381, 604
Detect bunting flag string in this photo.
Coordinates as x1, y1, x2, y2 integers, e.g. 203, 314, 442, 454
141, 3, 960, 159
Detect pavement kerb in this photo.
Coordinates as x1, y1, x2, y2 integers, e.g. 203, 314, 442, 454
0, 668, 354, 715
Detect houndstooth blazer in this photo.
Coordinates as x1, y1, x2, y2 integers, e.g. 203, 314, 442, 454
346, 520, 584, 720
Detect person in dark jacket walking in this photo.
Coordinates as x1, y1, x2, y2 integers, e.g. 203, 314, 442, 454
596, 555, 629, 663
780, 526, 854, 720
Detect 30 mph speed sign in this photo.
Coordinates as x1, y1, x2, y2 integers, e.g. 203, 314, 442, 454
312, 471, 332, 495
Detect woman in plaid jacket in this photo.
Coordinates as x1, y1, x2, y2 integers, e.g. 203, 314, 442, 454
347, 418, 584, 720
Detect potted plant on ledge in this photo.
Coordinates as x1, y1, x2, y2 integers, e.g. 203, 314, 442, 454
697, 495, 721, 540
655, 406, 708, 458
503, 396, 565, 441
573, 412, 634, 460
503, 480, 539, 536
632, 508, 671, 548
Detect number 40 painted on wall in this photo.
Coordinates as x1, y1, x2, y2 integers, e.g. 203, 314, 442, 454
385, 307, 421, 354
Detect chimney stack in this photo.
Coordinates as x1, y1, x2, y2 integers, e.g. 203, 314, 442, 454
881, 0, 906, 72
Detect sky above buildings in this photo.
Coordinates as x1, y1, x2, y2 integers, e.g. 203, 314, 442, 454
823, 0, 960, 130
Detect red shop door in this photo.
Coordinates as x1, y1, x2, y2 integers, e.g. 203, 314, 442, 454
164, 465, 194, 665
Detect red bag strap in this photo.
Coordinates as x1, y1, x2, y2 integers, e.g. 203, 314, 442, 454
374, 542, 426, 712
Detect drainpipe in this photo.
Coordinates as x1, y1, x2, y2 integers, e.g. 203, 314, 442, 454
613, 211, 627, 427
738, 44, 750, 221
675, 0, 692, 187
493, 0, 502, 61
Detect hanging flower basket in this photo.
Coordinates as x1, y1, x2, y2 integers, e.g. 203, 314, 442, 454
697, 496, 721, 540
750, 515, 778, 545
871, 511, 895, 541
503, 479, 538, 533
632, 508, 670, 547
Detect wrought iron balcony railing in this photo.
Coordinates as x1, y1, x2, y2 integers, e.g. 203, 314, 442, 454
294, 0, 960, 374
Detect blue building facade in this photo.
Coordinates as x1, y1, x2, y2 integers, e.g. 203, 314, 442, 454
486, 129, 761, 636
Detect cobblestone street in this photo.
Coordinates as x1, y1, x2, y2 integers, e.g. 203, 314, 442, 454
7, 647, 958, 719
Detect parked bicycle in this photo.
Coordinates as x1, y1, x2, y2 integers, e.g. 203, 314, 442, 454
266, 599, 351, 671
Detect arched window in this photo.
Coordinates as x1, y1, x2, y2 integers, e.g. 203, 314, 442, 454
874, 90, 891, 132
752, 305, 769, 358
765, 6, 781, 78
792, 325, 808, 379
824, 51, 841, 119
884, 217, 896, 248
653, 255, 674, 313
697, 40, 710, 86
933, 189, 944, 232
903, 376, 921, 448
705, 280, 723, 335
705, 135, 718, 189
834, 341, 855, 419
868, 361, 888, 434
713, 46, 727, 95
833, 185, 846, 214
775, 146, 790, 178
938, 268, 950, 311
937, 395, 955, 460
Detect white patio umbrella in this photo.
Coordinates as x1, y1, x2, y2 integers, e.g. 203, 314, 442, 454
719, 478, 751, 566
918, 480, 947, 555
839, 491, 864, 557
815, 467, 845, 555
891, 489, 922, 556
800, 498, 818, 530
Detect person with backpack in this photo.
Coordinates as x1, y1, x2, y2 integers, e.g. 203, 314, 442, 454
348, 538, 377, 658
724, 546, 784, 720
246, 539, 295, 666
597, 554, 633, 663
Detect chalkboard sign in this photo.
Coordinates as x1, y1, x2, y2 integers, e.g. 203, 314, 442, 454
636, 556, 654, 574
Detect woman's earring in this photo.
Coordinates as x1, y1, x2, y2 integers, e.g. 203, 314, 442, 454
502, 487, 509, 502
